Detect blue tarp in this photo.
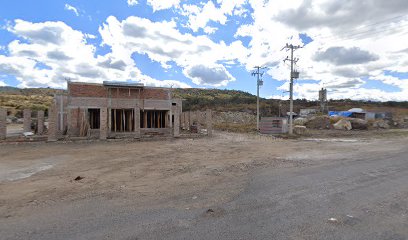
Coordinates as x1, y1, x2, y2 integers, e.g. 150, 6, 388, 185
328, 111, 353, 117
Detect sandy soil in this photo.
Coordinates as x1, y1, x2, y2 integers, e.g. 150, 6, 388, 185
0, 130, 407, 219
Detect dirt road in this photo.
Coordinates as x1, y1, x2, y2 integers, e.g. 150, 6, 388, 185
0, 131, 407, 239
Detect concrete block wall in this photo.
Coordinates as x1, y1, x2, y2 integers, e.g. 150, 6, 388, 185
37, 110, 45, 135
0, 108, 6, 140
181, 110, 213, 136
23, 109, 32, 132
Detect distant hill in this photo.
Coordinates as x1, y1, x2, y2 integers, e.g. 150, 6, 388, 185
1, 86, 407, 117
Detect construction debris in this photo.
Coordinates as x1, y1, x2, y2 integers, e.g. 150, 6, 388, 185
372, 120, 390, 129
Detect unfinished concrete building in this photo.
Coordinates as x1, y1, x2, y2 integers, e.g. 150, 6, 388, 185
51, 81, 182, 140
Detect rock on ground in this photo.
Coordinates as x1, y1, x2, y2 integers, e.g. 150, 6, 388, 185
333, 119, 352, 130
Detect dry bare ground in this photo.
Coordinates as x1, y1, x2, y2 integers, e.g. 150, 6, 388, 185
0, 130, 407, 239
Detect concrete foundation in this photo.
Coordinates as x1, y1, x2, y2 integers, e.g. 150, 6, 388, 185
23, 109, 32, 132
37, 110, 45, 135
0, 108, 6, 140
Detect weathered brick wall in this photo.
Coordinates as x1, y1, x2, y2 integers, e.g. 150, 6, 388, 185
69, 83, 107, 98
108, 88, 141, 99
142, 88, 169, 100
67, 108, 83, 136
0, 108, 6, 140
68, 82, 170, 100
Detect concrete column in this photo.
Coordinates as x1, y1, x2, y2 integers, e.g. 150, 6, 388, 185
174, 107, 180, 137
100, 107, 108, 140
180, 112, 184, 130
134, 107, 140, 138
23, 109, 32, 132
37, 110, 45, 135
188, 111, 192, 130
47, 105, 57, 141
206, 109, 213, 137
169, 108, 173, 128
0, 108, 6, 140
195, 111, 200, 125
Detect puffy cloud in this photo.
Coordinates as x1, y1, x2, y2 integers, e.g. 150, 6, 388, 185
183, 64, 235, 86
235, 0, 408, 100
147, 0, 180, 11
275, 0, 408, 32
127, 0, 138, 7
0, 80, 7, 86
0, 19, 190, 88
64, 4, 79, 16
314, 47, 379, 65
181, 0, 248, 32
99, 16, 247, 85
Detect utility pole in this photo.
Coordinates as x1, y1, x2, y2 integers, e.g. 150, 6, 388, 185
283, 44, 301, 135
251, 66, 265, 131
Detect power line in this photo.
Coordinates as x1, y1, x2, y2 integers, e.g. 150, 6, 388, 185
315, 18, 408, 43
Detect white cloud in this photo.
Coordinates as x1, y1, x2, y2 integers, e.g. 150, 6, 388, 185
64, 4, 79, 16
127, 0, 138, 6
203, 26, 218, 34
2, 1, 408, 101
99, 16, 247, 86
232, 0, 408, 100
183, 64, 235, 86
0, 19, 190, 89
181, 0, 248, 32
0, 80, 6, 86
147, 0, 180, 12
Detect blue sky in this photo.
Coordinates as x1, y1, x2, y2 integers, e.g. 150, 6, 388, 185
0, 0, 408, 101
